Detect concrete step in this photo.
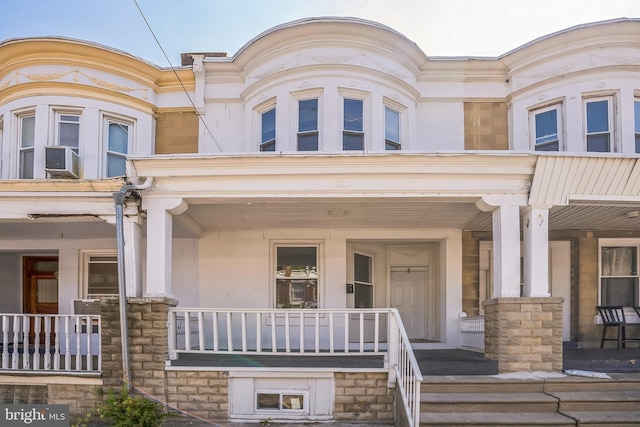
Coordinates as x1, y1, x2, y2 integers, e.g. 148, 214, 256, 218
550, 390, 640, 412
561, 410, 640, 426
419, 411, 575, 426
543, 374, 640, 392
421, 392, 558, 413
421, 375, 545, 394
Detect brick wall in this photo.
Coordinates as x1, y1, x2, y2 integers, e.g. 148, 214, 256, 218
155, 111, 199, 154
464, 102, 508, 150
484, 297, 564, 373
333, 372, 394, 422
165, 371, 229, 421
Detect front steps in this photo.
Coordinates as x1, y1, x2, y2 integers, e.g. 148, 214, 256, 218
419, 374, 640, 426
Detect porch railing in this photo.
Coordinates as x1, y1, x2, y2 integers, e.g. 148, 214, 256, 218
459, 313, 485, 352
0, 314, 101, 373
168, 308, 422, 427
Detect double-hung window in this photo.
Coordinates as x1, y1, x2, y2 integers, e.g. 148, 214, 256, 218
105, 118, 130, 177
385, 106, 401, 150
600, 243, 639, 307
56, 113, 80, 154
585, 97, 613, 152
85, 253, 119, 297
297, 99, 318, 151
19, 114, 35, 179
354, 252, 373, 308
275, 246, 318, 309
634, 100, 640, 153
260, 107, 276, 152
531, 104, 561, 151
343, 98, 364, 150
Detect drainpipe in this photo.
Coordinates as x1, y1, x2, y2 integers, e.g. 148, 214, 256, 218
113, 177, 153, 389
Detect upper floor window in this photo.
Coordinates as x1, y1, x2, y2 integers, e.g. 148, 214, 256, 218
600, 244, 638, 307
634, 100, 640, 153
105, 118, 129, 177
56, 113, 80, 153
585, 97, 613, 152
531, 104, 561, 151
298, 99, 318, 151
260, 107, 276, 152
19, 114, 35, 179
343, 98, 364, 150
385, 106, 401, 150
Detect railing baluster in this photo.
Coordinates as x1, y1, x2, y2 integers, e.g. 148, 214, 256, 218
75, 317, 81, 371
184, 311, 192, 351
54, 316, 61, 370
270, 312, 276, 353
344, 312, 349, 353
241, 312, 247, 353
22, 316, 30, 370
314, 312, 319, 353
226, 312, 233, 351
374, 312, 379, 353
329, 312, 334, 354
212, 312, 219, 352
64, 316, 71, 371
1, 316, 8, 369
284, 312, 290, 353
298, 312, 304, 353
168, 310, 177, 358
255, 312, 262, 352
33, 316, 41, 370
198, 312, 205, 351
86, 315, 93, 371
44, 316, 52, 370
359, 312, 364, 353
11, 315, 19, 369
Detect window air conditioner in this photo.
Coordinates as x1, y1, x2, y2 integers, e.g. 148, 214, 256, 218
45, 145, 79, 178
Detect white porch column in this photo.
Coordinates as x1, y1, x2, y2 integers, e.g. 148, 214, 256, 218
522, 206, 551, 297
123, 219, 143, 297
143, 198, 188, 297
477, 195, 527, 298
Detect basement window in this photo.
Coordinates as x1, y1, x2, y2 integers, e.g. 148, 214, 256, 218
257, 392, 305, 412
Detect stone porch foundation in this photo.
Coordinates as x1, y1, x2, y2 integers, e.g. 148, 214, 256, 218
483, 297, 564, 373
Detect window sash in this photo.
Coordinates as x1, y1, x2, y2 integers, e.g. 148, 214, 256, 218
106, 120, 129, 177
586, 98, 612, 152
19, 115, 35, 179
343, 98, 363, 150
260, 107, 276, 151
87, 255, 118, 297
275, 246, 318, 309
298, 99, 318, 151
634, 100, 640, 153
534, 108, 559, 151
385, 107, 400, 150
57, 114, 80, 151
600, 245, 639, 306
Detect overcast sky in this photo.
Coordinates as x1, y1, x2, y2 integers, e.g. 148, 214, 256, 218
2, 0, 640, 67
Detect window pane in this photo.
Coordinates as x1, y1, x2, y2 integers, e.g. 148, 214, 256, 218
601, 278, 638, 306
21, 116, 35, 148
535, 109, 558, 145
635, 101, 640, 133
297, 133, 318, 151
385, 107, 400, 143
385, 141, 401, 150
535, 141, 559, 151
260, 140, 276, 152
354, 253, 371, 283
355, 283, 373, 308
282, 395, 304, 410
587, 134, 610, 152
344, 99, 363, 132
107, 153, 126, 177
36, 279, 58, 303
261, 108, 276, 144
59, 115, 80, 148
343, 133, 363, 150
88, 257, 119, 296
257, 394, 280, 410
586, 100, 609, 133
602, 247, 637, 276
636, 135, 640, 154
276, 247, 317, 309
20, 149, 34, 179
108, 123, 128, 154
298, 99, 318, 132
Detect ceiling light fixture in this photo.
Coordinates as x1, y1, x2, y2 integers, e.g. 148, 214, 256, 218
328, 209, 348, 217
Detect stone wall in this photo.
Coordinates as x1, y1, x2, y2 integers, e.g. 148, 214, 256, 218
333, 372, 394, 422
484, 297, 563, 373
165, 371, 229, 421
155, 111, 199, 154
463, 102, 508, 150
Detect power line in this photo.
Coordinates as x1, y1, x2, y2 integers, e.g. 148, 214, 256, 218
132, 0, 223, 152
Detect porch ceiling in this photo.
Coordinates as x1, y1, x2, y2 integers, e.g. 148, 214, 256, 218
181, 197, 486, 230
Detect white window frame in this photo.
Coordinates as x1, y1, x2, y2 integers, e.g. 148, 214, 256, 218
102, 114, 133, 178
291, 89, 323, 152
258, 101, 276, 152
17, 111, 36, 179
53, 109, 82, 153
255, 389, 308, 414
584, 95, 614, 153
598, 238, 640, 309
342, 97, 365, 151
81, 250, 119, 298
384, 105, 401, 150
529, 102, 563, 151
271, 241, 323, 309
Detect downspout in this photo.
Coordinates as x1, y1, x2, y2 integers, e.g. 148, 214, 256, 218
113, 177, 153, 389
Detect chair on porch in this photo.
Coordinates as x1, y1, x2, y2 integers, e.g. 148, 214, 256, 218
597, 306, 628, 349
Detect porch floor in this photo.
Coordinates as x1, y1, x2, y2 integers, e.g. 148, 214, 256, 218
168, 348, 640, 375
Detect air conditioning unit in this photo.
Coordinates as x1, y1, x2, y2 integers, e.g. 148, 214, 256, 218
45, 145, 79, 178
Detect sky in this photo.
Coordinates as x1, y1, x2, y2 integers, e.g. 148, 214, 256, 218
2, 0, 640, 67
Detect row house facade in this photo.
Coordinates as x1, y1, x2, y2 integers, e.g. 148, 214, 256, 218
0, 17, 639, 425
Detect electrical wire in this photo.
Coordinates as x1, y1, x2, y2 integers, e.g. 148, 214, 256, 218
132, 0, 223, 152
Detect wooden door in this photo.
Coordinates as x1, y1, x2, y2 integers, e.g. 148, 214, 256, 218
23, 257, 59, 344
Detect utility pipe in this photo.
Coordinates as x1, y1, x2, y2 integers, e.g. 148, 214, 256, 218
113, 177, 153, 389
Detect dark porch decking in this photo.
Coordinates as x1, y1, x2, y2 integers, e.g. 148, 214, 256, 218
168, 348, 640, 375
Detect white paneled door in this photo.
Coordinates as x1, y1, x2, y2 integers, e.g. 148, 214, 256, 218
390, 267, 426, 339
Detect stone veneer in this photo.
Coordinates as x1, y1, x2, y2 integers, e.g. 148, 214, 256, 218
483, 297, 564, 373
333, 372, 394, 422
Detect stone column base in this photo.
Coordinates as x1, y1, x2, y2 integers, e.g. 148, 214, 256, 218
483, 297, 563, 373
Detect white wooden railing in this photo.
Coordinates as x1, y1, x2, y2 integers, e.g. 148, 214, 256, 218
168, 308, 422, 427
459, 313, 485, 352
0, 314, 101, 373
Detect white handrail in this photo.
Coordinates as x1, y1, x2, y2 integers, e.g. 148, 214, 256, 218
0, 313, 101, 373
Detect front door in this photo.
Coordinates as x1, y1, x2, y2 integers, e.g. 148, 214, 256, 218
390, 267, 426, 339
23, 256, 59, 343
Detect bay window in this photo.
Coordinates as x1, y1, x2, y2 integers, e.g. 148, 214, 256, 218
600, 243, 639, 307
585, 97, 613, 152
275, 246, 318, 309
